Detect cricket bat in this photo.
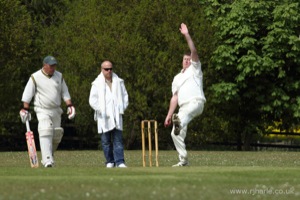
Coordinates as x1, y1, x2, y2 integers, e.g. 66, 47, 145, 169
25, 120, 39, 168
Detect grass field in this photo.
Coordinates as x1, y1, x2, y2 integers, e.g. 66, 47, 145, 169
1, 150, 300, 200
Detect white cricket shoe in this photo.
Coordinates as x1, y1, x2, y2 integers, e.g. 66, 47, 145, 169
117, 163, 127, 168
172, 161, 189, 167
106, 163, 115, 168
44, 162, 53, 168
42, 160, 54, 168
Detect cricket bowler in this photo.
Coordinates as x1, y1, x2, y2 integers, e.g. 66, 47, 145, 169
164, 23, 206, 167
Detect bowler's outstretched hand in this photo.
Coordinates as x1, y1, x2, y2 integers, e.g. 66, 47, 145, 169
179, 23, 189, 35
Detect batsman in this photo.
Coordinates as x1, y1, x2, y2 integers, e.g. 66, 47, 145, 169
20, 56, 75, 167
164, 23, 206, 167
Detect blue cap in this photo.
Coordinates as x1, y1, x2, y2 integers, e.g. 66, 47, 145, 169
43, 56, 57, 65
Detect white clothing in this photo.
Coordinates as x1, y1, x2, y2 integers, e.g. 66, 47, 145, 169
171, 99, 204, 160
35, 107, 63, 165
171, 60, 206, 162
89, 73, 129, 133
22, 70, 71, 109
172, 60, 206, 107
21, 69, 71, 167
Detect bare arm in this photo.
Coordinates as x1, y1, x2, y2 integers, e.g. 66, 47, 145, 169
65, 99, 73, 107
180, 23, 199, 62
23, 102, 30, 110
164, 93, 178, 127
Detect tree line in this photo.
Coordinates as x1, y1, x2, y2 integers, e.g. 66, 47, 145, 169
1, 0, 299, 151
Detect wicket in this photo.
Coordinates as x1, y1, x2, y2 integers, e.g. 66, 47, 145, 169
141, 120, 159, 167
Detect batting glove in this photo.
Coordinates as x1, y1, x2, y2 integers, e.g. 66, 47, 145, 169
19, 108, 31, 124
67, 105, 76, 120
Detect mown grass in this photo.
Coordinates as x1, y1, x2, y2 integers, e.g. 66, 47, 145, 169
0, 150, 300, 200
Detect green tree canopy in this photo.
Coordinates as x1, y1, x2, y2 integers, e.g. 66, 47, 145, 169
38, 0, 213, 149
0, 0, 33, 135
206, 0, 300, 149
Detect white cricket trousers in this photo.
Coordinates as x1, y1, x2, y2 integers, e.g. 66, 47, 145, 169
171, 99, 204, 163
34, 107, 63, 165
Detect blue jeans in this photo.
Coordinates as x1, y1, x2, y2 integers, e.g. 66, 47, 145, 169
101, 128, 125, 166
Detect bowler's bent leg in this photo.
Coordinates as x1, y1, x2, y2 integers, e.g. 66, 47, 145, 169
171, 100, 205, 166
178, 100, 204, 129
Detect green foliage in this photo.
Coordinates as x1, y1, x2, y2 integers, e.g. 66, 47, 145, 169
9, 0, 300, 151
21, 0, 72, 27
36, 0, 213, 149
0, 0, 33, 135
210, 82, 239, 102
205, 0, 300, 149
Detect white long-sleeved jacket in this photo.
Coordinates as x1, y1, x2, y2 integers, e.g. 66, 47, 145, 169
89, 74, 129, 133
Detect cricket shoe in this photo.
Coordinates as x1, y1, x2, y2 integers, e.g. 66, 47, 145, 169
172, 161, 189, 167
44, 162, 53, 168
106, 163, 115, 168
117, 163, 127, 168
42, 160, 54, 168
172, 114, 181, 135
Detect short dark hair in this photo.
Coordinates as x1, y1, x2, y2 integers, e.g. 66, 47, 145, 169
183, 51, 191, 57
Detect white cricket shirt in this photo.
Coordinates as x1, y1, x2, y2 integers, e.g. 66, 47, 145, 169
21, 70, 71, 109
172, 60, 206, 107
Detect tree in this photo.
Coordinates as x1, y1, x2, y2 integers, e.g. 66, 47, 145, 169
205, 0, 300, 150
0, 0, 33, 139
38, 0, 214, 149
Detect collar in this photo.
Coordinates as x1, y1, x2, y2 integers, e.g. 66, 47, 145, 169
41, 69, 53, 78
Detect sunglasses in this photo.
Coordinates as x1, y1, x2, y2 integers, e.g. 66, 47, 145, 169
103, 68, 113, 71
